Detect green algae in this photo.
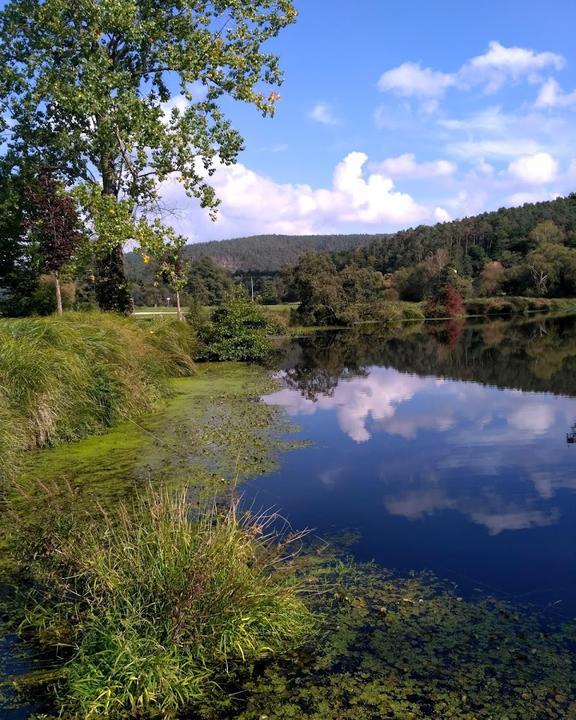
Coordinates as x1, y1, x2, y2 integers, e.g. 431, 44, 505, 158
8, 362, 295, 516
1, 362, 301, 718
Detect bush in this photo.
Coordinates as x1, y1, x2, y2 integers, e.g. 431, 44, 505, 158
15, 489, 315, 719
196, 295, 273, 361
0, 313, 196, 480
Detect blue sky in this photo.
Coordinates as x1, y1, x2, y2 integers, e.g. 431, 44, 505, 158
162, 0, 576, 241
4, 0, 575, 241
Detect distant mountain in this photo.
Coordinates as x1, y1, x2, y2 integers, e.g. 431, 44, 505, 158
181, 233, 379, 273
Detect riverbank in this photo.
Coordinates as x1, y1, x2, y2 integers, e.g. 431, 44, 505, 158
1, 360, 309, 718
0, 312, 197, 482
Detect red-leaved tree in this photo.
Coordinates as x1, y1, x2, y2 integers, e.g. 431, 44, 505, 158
27, 170, 83, 315
446, 286, 465, 318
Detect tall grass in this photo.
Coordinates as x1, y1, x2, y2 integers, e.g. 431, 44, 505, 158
0, 313, 197, 480
15, 489, 315, 719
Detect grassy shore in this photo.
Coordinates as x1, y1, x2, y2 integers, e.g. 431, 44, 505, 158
0, 312, 196, 481
13, 489, 314, 719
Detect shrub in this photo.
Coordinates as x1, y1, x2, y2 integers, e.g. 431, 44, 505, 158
15, 489, 315, 719
196, 295, 273, 361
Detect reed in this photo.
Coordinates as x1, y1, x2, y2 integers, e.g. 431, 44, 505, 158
16, 489, 315, 718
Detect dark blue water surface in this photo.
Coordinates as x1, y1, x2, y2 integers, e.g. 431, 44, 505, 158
243, 316, 576, 616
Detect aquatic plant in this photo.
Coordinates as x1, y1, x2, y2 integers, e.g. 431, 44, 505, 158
0, 312, 197, 481
13, 489, 315, 719
215, 561, 576, 720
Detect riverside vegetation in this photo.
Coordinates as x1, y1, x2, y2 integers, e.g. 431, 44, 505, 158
2, 312, 576, 718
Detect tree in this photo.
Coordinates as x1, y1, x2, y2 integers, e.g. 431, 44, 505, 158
27, 169, 83, 315
0, 0, 297, 311
197, 290, 272, 361
0, 165, 35, 315
187, 256, 234, 306
285, 252, 347, 326
479, 260, 506, 296
139, 221, 190, 320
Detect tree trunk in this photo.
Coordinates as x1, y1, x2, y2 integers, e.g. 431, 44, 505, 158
176, 290, 182, 321
94, 162, 132, 313
54, 272, 63, 316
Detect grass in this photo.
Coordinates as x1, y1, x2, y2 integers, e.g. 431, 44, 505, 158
0, 312, 197, 482
13, 488, 315, 719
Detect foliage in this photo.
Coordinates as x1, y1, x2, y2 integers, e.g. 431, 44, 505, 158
180, 233, 375, 273
26, 169, 84, 314
284, 253, 424, 327
138, 221, 190, 319
478, 259, 505, 295
0, 313, 196, 481
0, 0, 296, 310
196, 293, 273, 361
188, 256, 234, 305
0, 163, 42, 316
12, 489, 314, 719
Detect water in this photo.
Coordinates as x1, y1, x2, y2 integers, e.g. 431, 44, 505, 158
244, 315, 576, 616
3, 314, 576, 717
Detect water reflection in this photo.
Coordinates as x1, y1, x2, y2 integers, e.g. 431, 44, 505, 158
246, 315, 576, 611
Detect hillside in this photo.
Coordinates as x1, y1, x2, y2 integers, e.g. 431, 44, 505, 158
181, 233, 378, 272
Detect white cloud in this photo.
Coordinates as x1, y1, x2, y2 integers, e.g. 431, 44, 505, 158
448, 138, 543, 160
508, 152, 558, 185
161, 95, 189, 123
309, 101, 341, 126
461, 41, 564, 93
507, 403, 556, 434
378, 42, 565, 101
535, 78, 576, 108
374, 153, 456, 179
506, 190, 558, 207
434, 207, 451, 223
159, 152, 444, 241
438, 106, 508, 133
264, 369, 429, 443
377, 62, 455, 98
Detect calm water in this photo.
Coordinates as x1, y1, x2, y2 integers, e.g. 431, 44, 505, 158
244, 315, 576, 616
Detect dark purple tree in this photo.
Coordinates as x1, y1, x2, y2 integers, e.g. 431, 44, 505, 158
27, 169, 83, 315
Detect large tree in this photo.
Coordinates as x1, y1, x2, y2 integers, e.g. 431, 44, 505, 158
0, 0, 296, 311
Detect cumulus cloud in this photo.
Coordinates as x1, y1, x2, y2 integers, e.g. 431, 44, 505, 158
461, 41, 564, 93
309, 101, 341, 126
377, 62, 455, 98
378, 42, 565, 101
508, 152, 558, 185
374, 153, 456, 179
535, 78, 576, 108
264, 369, 429, 443
159, 152, 447, 240
507, 403, 556, 434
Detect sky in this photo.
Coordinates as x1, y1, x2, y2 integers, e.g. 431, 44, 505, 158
161, 0, 576, 242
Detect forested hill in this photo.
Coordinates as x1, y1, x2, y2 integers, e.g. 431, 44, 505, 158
338, 193, 576, 274
180, 233, 376, 272
149, 193, 575, 275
